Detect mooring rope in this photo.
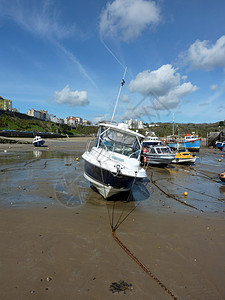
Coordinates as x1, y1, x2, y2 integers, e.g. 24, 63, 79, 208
112, 174, 137, 231
148, 170, 201, 211
106, 172, 178, 299
111, 228, 178, 300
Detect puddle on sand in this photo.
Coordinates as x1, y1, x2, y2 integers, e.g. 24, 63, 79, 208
146, 149, 225, 213
0, 150, 90, 208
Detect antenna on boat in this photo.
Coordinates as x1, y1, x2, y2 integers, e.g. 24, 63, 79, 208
172, 113, 175, 136
111, 67, 127, 122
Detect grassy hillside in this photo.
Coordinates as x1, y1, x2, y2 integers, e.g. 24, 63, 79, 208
0, 110, 224, 138
140, 121, 225, 138
0, 111, 98, 136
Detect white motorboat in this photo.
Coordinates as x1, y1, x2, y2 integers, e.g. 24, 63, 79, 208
33, 135, 45, 147
82, 122, 147, 199
143, 134, 162, 147
141, 145, 175, 166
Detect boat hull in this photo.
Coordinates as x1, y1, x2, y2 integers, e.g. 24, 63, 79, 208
143, 153, 175, 166
33, 140, 45, 147
215, 141, 225, 151
184, 139, 200, 151
83, 160, 136, 198
172, 157, 196, 164
168, 140, 200, 152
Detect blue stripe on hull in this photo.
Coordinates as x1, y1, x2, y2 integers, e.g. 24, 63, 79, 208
168, 140, 200, 151
184, 139, 200, 149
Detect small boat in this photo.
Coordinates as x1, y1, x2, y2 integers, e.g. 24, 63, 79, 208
183, 134, 201, 152
166, 118, 200, 151
33, 135, 45, 147
82, 122, 147, 199
219, 172, 225, 182
143, 133, 162, 147
172, 150, 196, 164
215, 141, 225, 151
141, 145, 175, 167
167, 134, 200, 152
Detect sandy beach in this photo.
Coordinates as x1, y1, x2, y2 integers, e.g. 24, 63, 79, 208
0, 137, 225, 299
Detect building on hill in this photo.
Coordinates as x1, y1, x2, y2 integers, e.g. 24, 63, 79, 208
126, 119, 144, 130
64, 116, 83, 127
0, 97, 12, 111
49, 114, 63, 124
83, 119, 91, 125
27, 108, 50, 121
27, 108, 63, 124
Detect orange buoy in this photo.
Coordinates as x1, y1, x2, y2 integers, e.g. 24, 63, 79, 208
219, 172, 225, 182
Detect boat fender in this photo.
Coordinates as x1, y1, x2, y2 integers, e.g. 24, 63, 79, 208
143, 156, 147, 163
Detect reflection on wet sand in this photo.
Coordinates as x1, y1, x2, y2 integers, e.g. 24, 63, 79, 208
0, 148, 225, 213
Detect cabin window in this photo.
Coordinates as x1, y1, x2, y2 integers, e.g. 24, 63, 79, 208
156, 148, 161, 153
150, 148, 156, 154
98, 127, 141, 158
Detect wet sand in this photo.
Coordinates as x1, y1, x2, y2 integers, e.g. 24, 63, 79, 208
0, 138, 225, 299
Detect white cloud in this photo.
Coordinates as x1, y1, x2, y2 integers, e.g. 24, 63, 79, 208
129, 65, 180, 96
210, 84, 218, 91
122, 104, 156, 120
99, 0, 161, 42
54, 85, 89, 106
128, 64, 198, 111
91, 113, 110, 124
183, 35, 225, 70
121, 94, 130, 103
182, 75, 188, 81
0, 0, 75, 40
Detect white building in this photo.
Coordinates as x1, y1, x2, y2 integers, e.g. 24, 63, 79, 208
126, 119, 144, 129
64, 116, 83, 127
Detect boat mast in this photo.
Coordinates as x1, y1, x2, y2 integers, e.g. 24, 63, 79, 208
111, 67, 127, 122
172, 114, 175, 136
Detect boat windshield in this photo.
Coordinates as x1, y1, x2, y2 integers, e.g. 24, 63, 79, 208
97, 127, 141, 158
160, 147, 172, 154
156, 147, 171, 154
150, 148, 156, 154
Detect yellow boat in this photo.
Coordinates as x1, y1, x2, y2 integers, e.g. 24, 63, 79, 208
172, 150, 196, 164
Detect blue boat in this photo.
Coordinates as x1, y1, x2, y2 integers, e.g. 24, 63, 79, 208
167, 134, 200, 152
215, 141, 225, 151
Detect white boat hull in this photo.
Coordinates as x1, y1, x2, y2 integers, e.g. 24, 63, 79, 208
83, 172, 130, 198
82, 122, 147, 199
82, 147, 146, 199
172, 157, 196, 164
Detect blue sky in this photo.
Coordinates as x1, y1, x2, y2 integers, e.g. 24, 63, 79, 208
0, 0, 225, 124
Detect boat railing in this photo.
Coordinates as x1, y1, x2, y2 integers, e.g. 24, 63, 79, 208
129, 150, 140, 159
86, 138, 96, 152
